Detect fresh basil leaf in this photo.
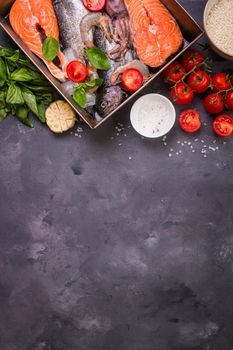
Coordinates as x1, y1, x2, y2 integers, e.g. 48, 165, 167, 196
21, 88, 39, 116
73, 88, 86, 108
20, 84, 54, 93
0, 46, 15, 58
37, 102, 46, 123
0, 57, 7, 87
0, 108, 7, 121
42, 36, 59, 62
6, 50, 20, 63
15, 106, 34, 128
0, 90, 6, 103
74, 79, 103, 91
11, 67, 43, 82
6, 83, 24, 105
18, 54, 38, 71
85, 48, 110, 70
85, 78, 103, 88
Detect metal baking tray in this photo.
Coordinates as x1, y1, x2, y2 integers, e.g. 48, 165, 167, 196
0, 0, 203, 129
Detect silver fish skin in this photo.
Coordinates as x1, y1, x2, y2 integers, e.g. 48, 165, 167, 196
96, 86, 123, 117
52, 0, 89, 57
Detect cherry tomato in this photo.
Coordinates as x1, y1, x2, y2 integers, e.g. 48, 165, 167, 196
121, 68, 143, 92
171, 82, 194, 106
204, 93, 224, 114
83, 0, 106, 11
162, 61, 186, 85
179, 109, 201, 133
225, 90, 233, 111
212, 72, 231, 92
180, 50, 204, 72
187, 70, 210, 94
66, 61, 88, 83
213, 114, 233, 137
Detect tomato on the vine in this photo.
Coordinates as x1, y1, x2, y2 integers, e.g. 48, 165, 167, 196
225, 90, 233, 111
212, 72, 231, 92
171, 82, 194, 106
179, 109, 201, 133
187, 70, 210, 94
162, 61, 186, 85
204, 93, 224, 114
213, 114, 233, 137
180, 50, 204, 72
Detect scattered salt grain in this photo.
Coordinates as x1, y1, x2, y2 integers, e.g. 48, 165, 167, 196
188, 142, 191, 145
129, 156, 132, 160
194, 139, 198, 142
192, 150, 195, 153
164, 142, 167, 146
169, 153, 172, 157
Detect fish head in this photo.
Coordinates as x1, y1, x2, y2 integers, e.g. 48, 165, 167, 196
97, 86, 123, 116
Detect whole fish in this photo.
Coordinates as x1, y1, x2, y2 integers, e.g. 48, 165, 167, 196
52, 0, 89, 58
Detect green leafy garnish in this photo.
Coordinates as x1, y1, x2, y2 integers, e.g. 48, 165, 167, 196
15, 106, 34, 128
72, 78, 103, 108
42, 36, 59, 62
0, 45, 55, 128
73, 88, 87, 108
85, 48, 110, 71
11, 67, 44, 82
0, 57, 7, 87
6, 83, 24, 105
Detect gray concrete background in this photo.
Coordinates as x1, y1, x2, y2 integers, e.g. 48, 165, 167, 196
0, 1, 233, 349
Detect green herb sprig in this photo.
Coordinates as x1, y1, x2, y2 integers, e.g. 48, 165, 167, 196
0, 45, 55, 128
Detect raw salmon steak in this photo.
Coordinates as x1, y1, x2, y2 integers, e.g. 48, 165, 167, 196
124, 0, 183, 67
10, 0, 66, 81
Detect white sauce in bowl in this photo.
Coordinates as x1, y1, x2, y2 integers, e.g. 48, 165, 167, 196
130, 94, 176, 138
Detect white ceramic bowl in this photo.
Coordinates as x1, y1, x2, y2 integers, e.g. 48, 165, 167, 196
130, 93, 176, 138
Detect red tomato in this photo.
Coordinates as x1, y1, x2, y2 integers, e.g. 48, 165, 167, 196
204, 93, 224, 114
212, 72, 231, 92
171, 82, 194, 106
213, 114, 233, 137
179, 109, 201, 133
225, 90, 233, 111
180, 50, 204, 72
83, 0, 105, 11
187, 70, 210, 94
66, 61, 88, 83
162, 61, 186, 85
121, 68, 143, 92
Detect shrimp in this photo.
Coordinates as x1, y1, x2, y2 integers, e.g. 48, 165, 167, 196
80, 13, 112, 48
110, 60, 150, 84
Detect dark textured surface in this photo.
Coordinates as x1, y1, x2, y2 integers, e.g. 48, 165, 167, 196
0, 1, 233, 350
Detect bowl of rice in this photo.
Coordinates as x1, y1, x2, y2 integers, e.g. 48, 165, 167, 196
204, 0, 233, 60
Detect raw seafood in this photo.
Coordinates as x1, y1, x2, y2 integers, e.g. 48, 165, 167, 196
52, 0, 89, 58
123, 0, 183, 67
110, 59, 150, 84
94, 27, 133, 86
10, 0, 66, 81
96, 86, 123, 116
80, 13, 112, 49
106, 0, 132, 60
